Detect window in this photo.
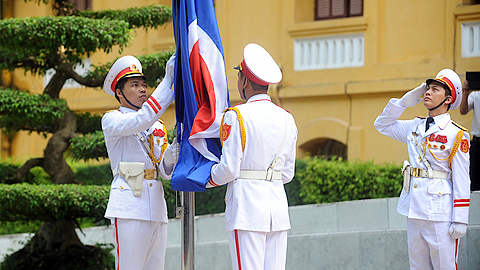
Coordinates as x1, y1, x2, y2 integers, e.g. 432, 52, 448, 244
462, 22, 480, 58
294, 34, 364, 70
301, 138, 347, 160
315, 0, 363, 21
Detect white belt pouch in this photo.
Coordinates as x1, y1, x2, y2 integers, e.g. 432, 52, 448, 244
119, 162, 145, 197
401, 160, 411, 193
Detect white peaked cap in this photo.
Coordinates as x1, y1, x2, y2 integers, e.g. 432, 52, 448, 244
103, 55, 146, 96
234, 43, 282, 86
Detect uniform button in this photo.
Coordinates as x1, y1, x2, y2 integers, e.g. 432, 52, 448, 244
414, 185, 417, 188
120, 186, 124, 190
438, 192, 442, 195
150, 183, 153, 187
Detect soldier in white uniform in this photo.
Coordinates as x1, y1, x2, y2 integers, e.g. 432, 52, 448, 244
209, 43, 298, 270
374, 69, 470, 270
102, 55, 178, 270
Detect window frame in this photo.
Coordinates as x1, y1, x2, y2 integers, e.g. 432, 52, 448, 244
315, 0, 363, 21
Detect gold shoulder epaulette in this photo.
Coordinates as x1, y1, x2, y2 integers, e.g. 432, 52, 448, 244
223, 103, 243, 113
452, 121, 468, 132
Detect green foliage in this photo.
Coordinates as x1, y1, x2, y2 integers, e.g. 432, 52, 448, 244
0, 183, 109, 222
0, 162, 51, 185
297, 157, 402, 204
75, 112, 102, 135
69, 126, 176, 164
77, 5, 173, 31
0, 243, 115, 270
195, 185, 227, 216
284, 159, 306, 206
0, 16, 131, 73
81, 50, 174, 92
0, 220, 43, 235
0, 89, 69, 134
72, 163, 112, 186
162, 180, 227, 219
69, 130, 108, 161
82, 62, 111, 88
137, 51, 175, 88
0, 158, 404, 228
0, 163, 35, 184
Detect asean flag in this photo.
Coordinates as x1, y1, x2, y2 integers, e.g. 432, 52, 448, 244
171, 0, 230, 191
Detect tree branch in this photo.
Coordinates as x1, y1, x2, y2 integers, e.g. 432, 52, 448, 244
17, 158, 44, 181
70, 69, 104, 88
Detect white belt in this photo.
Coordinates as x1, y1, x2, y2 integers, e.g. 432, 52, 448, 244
238, 170, 282, 181
410, 167, 450, 179
113, 167, 158, 180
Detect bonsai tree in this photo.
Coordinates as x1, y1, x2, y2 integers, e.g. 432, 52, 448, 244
0, 0, 174, 268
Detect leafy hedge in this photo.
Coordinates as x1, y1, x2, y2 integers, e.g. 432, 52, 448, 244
0, 158, 403, 224
297, 157, 402, 204
0, 183, 109, 222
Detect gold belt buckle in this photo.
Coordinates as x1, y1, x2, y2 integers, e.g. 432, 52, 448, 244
411, 168, 421, 177
144, 169, 156, 180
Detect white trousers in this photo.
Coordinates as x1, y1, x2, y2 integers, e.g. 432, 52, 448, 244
227, 229, 288, 270
407, 218, 459, 270
112, 218, 167, 270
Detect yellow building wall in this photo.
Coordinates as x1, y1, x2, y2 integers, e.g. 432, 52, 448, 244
2, 0, 480, 166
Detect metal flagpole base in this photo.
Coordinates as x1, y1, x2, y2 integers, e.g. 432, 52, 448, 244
181, 191, 195, 270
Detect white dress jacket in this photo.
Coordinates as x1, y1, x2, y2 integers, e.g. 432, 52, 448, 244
102, 86, 174, 223
374, 99, 470, 224
211, 94, 298, 232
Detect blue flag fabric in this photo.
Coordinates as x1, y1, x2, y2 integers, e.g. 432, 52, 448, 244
171, 0, 230, 191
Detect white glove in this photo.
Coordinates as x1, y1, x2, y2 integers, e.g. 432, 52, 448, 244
398, 83, 427, 107
156, 54, 175, 93
165, 54, 175, 80
163, 137, 179, 167
449, 222, 467, 239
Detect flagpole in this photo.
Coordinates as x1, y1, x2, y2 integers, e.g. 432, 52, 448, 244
181, 191, 195, 270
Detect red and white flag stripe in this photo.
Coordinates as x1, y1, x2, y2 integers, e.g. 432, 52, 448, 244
187, 19, 229, 163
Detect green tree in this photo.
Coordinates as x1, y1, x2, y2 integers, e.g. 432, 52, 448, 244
0, 0, 173, 267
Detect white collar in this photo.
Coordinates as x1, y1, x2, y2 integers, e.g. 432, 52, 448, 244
119, 106, 137, 113
246, 94, 271, 103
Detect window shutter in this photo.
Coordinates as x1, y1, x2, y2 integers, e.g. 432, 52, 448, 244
331, 0, 347, 18
315, 0, 361, 21
315, 0, 331, 20
349, 0, 363, 17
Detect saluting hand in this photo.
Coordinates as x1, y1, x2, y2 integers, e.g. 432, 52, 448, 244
398, 83, 427, 107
